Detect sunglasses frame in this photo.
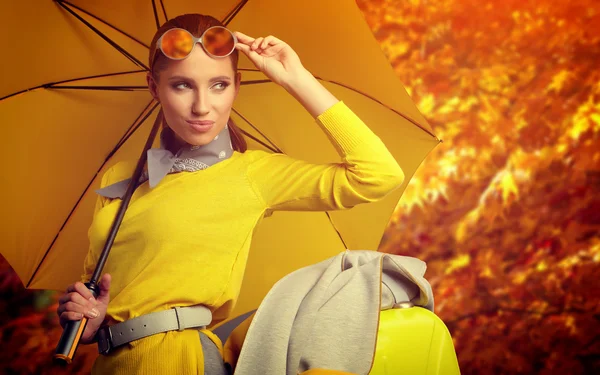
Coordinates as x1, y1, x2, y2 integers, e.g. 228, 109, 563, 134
157, 26, 238, 61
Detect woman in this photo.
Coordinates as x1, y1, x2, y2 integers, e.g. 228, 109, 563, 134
57, 13, 404, 374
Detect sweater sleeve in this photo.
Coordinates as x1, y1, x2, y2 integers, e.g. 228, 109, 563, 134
246, 101, 404, 212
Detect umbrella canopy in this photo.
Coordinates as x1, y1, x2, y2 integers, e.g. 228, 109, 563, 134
0, 0, 438, 316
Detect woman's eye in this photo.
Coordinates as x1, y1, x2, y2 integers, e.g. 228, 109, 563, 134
212, 82, 230, 91
173, 82, 191, 90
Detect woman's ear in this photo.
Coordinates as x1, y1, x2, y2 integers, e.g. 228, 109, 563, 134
234, 72, 242, 98
146, 72, 160, 102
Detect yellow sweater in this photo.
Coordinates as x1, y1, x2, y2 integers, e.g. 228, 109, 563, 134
82, 101, 404, 374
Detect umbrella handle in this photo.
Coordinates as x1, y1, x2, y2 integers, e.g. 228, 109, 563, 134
53, 282, 99, 365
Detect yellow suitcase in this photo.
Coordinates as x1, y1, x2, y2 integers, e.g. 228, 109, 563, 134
370, 305, 460, 375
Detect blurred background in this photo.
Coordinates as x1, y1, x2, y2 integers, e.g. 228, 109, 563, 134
1, 0, 599, 373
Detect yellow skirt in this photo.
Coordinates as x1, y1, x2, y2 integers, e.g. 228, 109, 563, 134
91, 329, 225, 375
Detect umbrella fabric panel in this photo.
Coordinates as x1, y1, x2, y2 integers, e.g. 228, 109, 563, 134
68, 0, 243, 48
232, 80, 439, 252
233, 211, 347, 317
1, 89, 152, 289
324, 83, 440, 250
227, 0, 431, 131
0, 1, 145, 99
29, 111, 160, 291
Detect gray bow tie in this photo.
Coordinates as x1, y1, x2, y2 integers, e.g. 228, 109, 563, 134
96, 125, 233, 199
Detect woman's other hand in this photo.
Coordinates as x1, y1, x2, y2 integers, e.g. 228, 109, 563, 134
56, 273, 111, 344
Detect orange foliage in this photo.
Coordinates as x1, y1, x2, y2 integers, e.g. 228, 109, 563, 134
357, 0, 600, 373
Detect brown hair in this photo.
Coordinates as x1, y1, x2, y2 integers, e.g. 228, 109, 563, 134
148, 14, 247, 152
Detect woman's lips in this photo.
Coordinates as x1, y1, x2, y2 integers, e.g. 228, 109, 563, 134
186, 120, 215, 132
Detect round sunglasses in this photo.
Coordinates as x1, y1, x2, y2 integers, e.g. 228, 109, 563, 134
157, 26, 238, 61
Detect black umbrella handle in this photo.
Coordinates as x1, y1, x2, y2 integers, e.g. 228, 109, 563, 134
53, 282, 99, 365
53, 105, 163, 365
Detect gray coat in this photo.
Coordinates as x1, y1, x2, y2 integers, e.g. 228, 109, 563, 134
234, 250, 435, 375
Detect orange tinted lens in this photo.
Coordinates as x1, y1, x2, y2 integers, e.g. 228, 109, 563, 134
202, 27, 235, 57
161, 29, 194, 59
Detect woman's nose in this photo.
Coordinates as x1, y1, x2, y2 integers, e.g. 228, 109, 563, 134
192, 92, 210, 115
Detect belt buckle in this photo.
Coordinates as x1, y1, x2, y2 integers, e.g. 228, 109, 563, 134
97, 326, 113, 355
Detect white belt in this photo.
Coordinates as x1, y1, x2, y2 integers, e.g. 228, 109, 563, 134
97, 305, 212, 355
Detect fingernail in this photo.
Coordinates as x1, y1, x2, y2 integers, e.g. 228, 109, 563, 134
87, 308, 99, 318
89, 297, 97, 305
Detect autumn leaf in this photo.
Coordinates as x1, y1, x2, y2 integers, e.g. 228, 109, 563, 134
546, 70, 574, 94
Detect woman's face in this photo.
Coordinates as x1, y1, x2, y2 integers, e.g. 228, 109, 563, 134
148, 43, 241, 148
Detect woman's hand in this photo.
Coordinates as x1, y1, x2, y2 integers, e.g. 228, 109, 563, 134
234, 31, 308, 89
57, 273, 111, 345
234, 31, 338, 118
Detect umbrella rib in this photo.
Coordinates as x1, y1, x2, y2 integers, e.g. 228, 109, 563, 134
111, 100, 159, 158
159, 0, 168, 21
240, 80, 272, 85
316, 77, 439, 140
237, 129, 280, 154
231, 108, 283, 153
222, 0, 250, 26
236, 69, 439, 141
0, 70, 146, 101
26, 100, 160, 288
57, 1, 149, 71
324, 212, 348, 249
151, 0, 160, 29
58, 1, 150, 49
50, 85, 148, 91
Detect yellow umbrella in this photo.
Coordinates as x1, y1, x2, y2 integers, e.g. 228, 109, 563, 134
0, 0, 438, 317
